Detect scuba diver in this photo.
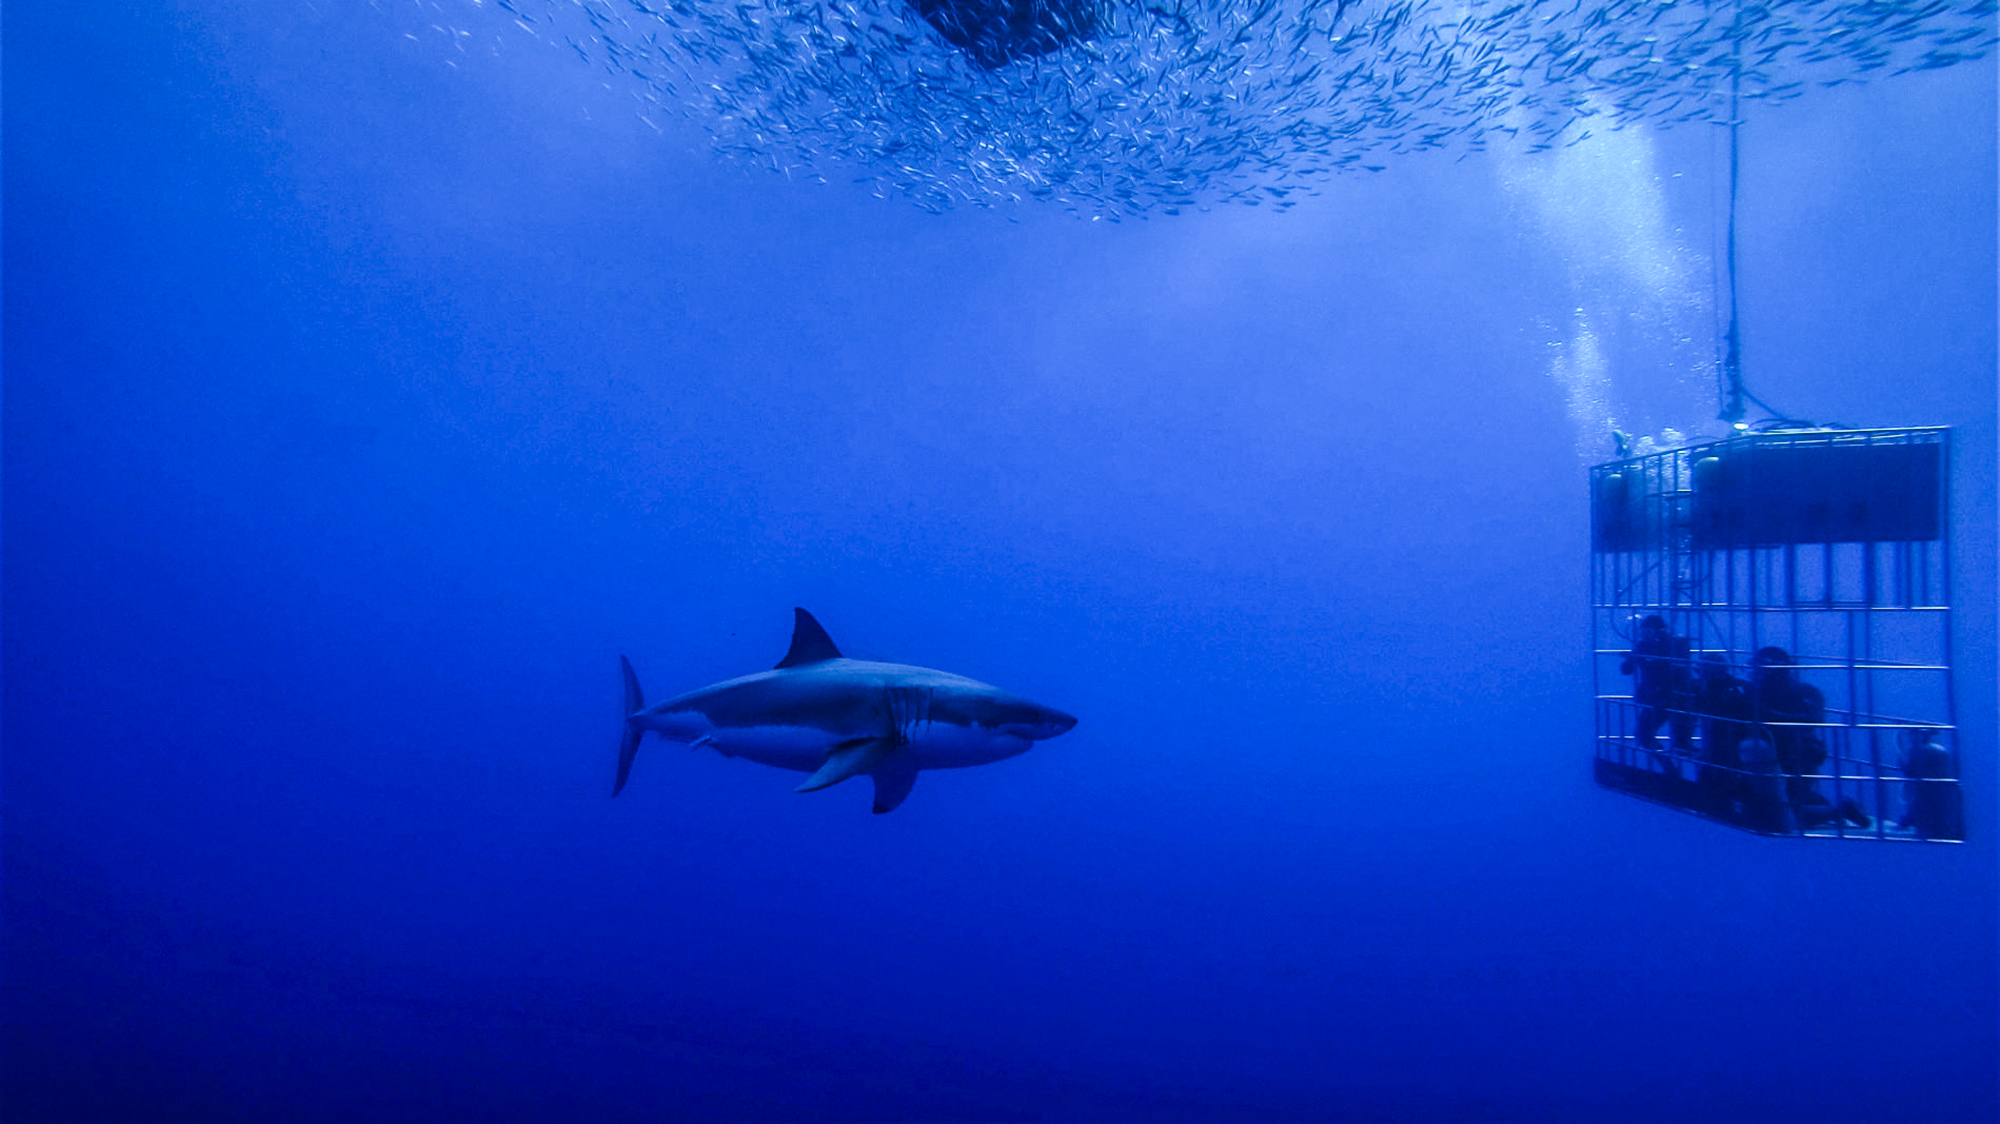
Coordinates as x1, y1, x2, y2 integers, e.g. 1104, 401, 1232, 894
1748, 647, 1870, 831
1690, 651, 1751, 817
1621, 615, 1693, 755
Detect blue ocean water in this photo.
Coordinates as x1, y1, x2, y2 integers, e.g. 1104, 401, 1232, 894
4, 2, 1995, 1121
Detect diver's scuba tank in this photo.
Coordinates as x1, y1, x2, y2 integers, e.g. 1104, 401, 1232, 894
1900, 738, 1963, 840
1736, 732, 1797, 834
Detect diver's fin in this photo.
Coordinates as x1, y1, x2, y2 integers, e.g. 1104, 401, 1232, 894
775, 608, 842, 669
614, 655, 645, 796
870, 762, 919, 814
797, 736, 897, 793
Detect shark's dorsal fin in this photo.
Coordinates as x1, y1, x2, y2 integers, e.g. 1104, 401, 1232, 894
776, 607, 843, 668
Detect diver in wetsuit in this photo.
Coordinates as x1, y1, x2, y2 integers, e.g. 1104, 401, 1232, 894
1691, 652, 1751, 816
1748, 647, 1869, 831
1621, 615, 1693, 754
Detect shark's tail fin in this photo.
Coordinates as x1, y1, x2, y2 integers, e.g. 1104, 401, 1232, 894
614, 655, 645, 796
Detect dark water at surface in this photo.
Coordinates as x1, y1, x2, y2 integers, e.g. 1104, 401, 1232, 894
5, 2, 1996, 1120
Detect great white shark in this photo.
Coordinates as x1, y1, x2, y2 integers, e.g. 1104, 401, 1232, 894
615, 609, 1077, 813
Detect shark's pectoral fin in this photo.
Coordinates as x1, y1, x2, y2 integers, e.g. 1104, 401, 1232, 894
797, 737, 899, 793
870, 762, 919, 814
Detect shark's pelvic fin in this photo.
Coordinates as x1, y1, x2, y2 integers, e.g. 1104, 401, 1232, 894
775, 607, 843, 669
870, 762, 919, 814
797, 736, 898, 793
614, 655, 646, 797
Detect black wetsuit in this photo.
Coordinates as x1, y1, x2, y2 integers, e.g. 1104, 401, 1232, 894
1753, 673, 1839, 827
1694, 668, 1751, 814
1623, 631, 1693, 751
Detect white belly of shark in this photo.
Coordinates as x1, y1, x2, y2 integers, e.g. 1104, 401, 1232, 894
614, 609, 1076, 814
694, 722, 1035, 772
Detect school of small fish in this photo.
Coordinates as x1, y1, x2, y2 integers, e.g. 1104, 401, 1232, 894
430, 0, 1995, 213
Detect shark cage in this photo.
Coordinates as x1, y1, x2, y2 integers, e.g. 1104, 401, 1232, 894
1590, 427, 1962, 841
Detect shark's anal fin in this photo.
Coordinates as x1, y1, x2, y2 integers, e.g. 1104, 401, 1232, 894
797, 736, 897, 793
615, 655, 646, 797
775, 608, 843, 669
870, 762, 919, 814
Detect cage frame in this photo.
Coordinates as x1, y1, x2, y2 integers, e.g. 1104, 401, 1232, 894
1589, 426, 1962, 841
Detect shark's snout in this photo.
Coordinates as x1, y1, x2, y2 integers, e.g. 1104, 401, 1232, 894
1004, 706, 1077, 742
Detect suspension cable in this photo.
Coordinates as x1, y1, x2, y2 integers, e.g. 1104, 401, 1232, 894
1718, 58, 1746, 425
1714, 50, 1821, 432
